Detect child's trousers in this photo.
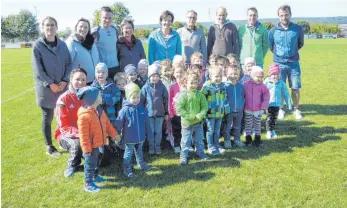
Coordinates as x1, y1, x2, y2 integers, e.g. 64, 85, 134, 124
148, 117, 164, 152
266, 107, 280, 131
123, 143, 145, 168
206, 118, 223, 151
244, 110, 264, 136
171, 115, 182, 147
180, 122, 206, 160
223, 111, 243, 142
83, 147, 102, 184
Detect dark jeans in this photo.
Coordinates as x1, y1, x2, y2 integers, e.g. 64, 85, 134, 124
41, 107, 54, 146
266, 107, 280, 131
171, 116, 182, 147
108, 66, 121, 80
83, 147, 102, 184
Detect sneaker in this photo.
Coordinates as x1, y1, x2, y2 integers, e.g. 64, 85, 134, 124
139, 163, 152, 172
234, 140, 245, 148
294, 109, 303, 120
224, 140, 232, 149
189, 146, 195, 152
123, 167, 135, 178
208, 149, 220, 156
94, 175, 107, 183
218, 148, 226, 154
174, 146, 181, 154
84, 182, 101, 193
271, 130, 278, 138
46, 145, 61, 157
64, 167, 76, 177
180, 156, 188, 165
198, 153, 209, 160
244, 135, 253, 147
266, 131, 272, 140
278, 109, 285, 120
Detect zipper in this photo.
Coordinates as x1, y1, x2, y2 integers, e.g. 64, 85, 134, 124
153, 83, 156, 117
94, 109, 105, 146
234, 85, 237, 112
136, 108, 140, 143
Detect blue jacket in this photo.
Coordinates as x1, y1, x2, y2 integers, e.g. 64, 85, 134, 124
268, 22, 304, 63
115, 100, 152, 144
240, 74, 251, 84
91, 78, 121, 122
140, 80, 169, 117
225, 81, 245, 112
148, 28, 182, 64
201, 81, 230, 118
263, 77, 292, 109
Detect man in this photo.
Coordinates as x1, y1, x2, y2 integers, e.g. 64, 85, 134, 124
177, 10, 207, 66
207, 7, 239, 61
269, 5, 304, 120
92, 6, 119, 79
238, 7, 268, 69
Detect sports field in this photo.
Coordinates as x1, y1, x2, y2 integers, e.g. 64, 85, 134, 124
2, 39, 347, 207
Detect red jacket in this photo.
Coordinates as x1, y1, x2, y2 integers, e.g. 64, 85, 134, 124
54, 88, 83, 141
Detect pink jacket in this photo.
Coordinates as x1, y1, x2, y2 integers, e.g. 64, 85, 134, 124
169, 83, 182, 118
244, 79, 270, 111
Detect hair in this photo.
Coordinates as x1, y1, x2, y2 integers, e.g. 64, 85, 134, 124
114, 72, 127, 83
159, 10, 174, 23
217, 56, 229, 66
216, 6, 228, 15
174, 65, 186, 73
187, 10, 197, 16
161, 59, 172, 69
190, 52, 203, 65
247, 7, 258, 15
278, 4, 292, 15
172, 55, 184, 64
227, 64, 241, 75
226, 53, 239, 65
208, 65, 222, 75
100, 6, 113, 14
187, 72, 200, 83
121, 17, 135, 30
41, 16, 58, 27
69, 67, 88, 81
209, 53, 218, 64
74, 18, 91, 34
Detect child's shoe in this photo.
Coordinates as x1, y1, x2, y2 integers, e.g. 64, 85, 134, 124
139, 163, 152, 172
84, 182, 101, 193
254, 135, 263, 148
218, 147, 226, 154
244, 135, 253, 147
174, 146, 181, 154
234, 140, 245, 148
266, 131, 272, 140
180, 155, 188, 165
224, 140, 232, 149
148, 149, 155, 155
271, 130, 278, 138
94, 175, 107, 183
208, 149, 220, 156
123, 167, 135, 178
278, 109, 285, 120
64, 167, 76, 178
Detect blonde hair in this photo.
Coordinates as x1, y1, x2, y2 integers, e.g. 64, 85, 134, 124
226, 53, 240, 65
208, 65, 222, 75
190, 52, 203, 65
160, 59, 172, 69
114, 72, 127, 83
187, 72, 200, 83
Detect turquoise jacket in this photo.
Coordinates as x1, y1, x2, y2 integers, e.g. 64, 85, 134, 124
201, 81, 230, 118
264, 77, 292, 109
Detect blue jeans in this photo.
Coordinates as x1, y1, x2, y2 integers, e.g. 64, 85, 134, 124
276, 61, 301, 89
181, 123, 206, 159
123, 143, 145, 168
206, 118, 223, 151
83, 147, 102, 183
148, 117, 164, 152
223, 112, 243, 142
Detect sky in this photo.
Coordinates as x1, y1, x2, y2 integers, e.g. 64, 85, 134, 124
2, 0, 347, 30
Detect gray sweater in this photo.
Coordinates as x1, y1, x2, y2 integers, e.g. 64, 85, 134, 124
31, 37, 72, 108
207, 21, 240, 59
177, 26, 207, 65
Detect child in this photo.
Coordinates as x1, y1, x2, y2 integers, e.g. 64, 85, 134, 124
140, 64, 169, 154
124, 64, 140, 85
223, 65, 245, 148
114, 72, 127, 116
169, 65, 186, 153
226, 53, 240, 66
137, 59, 148, 88
115, 82, 152, 178
91, 63, 121, 127
160, 59, 175, 91
215, 56, 229, 82
243, 66, 270, 147
240, 57, 255, 84
176, 73, 209, 165
191, 52, 207, 86
172, 55, 185, 68
208, 53, 218, 67
264, 64, 292, 139
201, 66, 230, 155
76, 86, 120, 193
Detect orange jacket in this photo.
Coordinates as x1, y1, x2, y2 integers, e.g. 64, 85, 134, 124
77, 106, 118, 153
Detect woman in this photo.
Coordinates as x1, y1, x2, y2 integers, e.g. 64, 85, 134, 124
66, 18, 99, 85
148, 10, 182, 64
55, 68, 87, 177
117, 17, 146, 72
32, 16, 72, 156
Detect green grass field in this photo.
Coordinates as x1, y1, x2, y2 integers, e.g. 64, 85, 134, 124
2, 39, 347, 207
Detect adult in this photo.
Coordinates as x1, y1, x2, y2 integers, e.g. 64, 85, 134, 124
177, 10, 207, 66
117, 18, 146, 72
92, 6, 120, 79
148, 10, 182, 64
55, 68, 87, 177
66, 18, 99, 85
268, 5, 304, 120
32, 16, 72, 156
207, 7, 240, 60
238, 7, 268, 68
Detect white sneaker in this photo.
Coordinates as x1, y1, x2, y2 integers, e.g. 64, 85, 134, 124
294, 109, 303, 120
271, 130, 278, 138
218, 147, 226, 154
278, 109, 285, 120
266, 131, 272, 140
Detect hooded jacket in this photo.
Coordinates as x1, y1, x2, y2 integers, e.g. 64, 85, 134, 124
225, 81, 245, 112
244, 79, 270, 111
148, 28, 182, 64
263, 77, 292, 109
117, 35, 146, 72
140, 80, 169, 117
201, 81, 230, 118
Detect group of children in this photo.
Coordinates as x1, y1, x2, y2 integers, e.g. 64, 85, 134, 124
74, 52, 292, 192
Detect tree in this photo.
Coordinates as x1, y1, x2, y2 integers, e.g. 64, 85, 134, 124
133, 28, 151, 39
92, 2, 130, 30
262, 21, 275, 31
196, 23, 208, 36
295, 20, 311, 34
1, 15, 19, 42
15, 10, 39, 41
57, 27, 72, 40
171, 21, 184, 30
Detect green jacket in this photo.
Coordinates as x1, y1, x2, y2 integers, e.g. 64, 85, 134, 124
238, 22, 268, 65
176, 90, 208, 127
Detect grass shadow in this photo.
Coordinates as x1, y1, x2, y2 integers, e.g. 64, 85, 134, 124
299, 104, 347, 116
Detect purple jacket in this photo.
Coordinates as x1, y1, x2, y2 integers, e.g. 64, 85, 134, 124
244, 79, 270, 111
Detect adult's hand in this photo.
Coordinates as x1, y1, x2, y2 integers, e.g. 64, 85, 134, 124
49, 83, 60, 93
58, 81, 67, 92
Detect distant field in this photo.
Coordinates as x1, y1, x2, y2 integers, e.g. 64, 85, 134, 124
2, 39, 347, 207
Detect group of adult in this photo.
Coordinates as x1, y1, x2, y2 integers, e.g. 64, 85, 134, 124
32, 4, 304, 158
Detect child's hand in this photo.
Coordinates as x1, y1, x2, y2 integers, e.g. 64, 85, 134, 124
113, 135, 121, 142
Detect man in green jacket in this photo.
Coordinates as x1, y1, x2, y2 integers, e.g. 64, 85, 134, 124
238, 7, 268, 69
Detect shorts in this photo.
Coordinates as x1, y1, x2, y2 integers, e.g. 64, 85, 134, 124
276, 61, 301, 89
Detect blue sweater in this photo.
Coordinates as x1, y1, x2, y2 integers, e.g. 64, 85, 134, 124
263, 77, 292, 109
225, 81, 245, 112
148, 28, 182, 64
115, 100, 152, 144
140, 80, 169, 117
268, 22, 304, 63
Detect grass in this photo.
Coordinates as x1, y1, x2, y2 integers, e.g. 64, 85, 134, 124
2, 39, 347, 207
